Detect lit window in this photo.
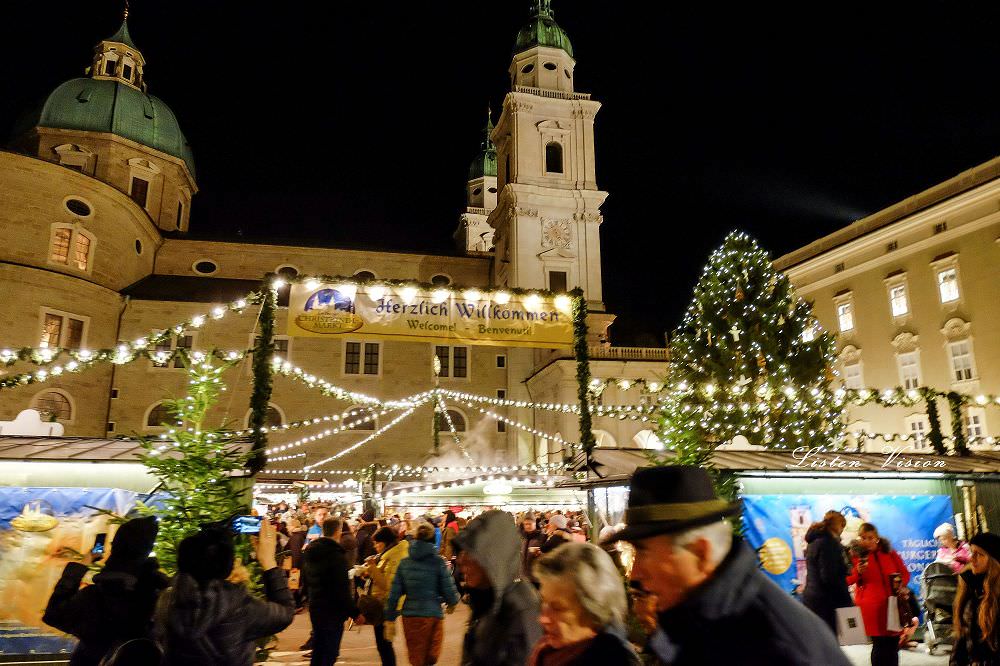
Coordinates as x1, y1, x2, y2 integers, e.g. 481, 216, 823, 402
906, 415, 930, 450
966, 408, 987, 441
843, 363, 863, 389
50, 228, 71, 264
39, 310, 86, 349
34, 391, 72, 421
897, 352, 921, 390
889, 284, 908, 317
938, 268, 960, 303
73, 233, 91, 270
948, 340, 975, 382
50, 226, 94, 271
837, 302, 854, 332
435, 346, 469, 378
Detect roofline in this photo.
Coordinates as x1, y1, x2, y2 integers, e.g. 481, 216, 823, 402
774, 155, 1000, 271
165, 237, 492, 264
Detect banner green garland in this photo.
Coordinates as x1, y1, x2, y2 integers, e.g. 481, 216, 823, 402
570, 288, 596, 456
248, 277, 277, 475
948, 391, 971, 457
923, 388, 947, 456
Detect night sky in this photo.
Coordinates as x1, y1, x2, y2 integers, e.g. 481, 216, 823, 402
3, 3, 998, 345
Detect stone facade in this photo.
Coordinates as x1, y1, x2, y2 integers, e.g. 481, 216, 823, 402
775, 157, 1000, 452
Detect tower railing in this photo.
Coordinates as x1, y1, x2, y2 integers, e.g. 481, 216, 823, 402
514, 86, 592, 101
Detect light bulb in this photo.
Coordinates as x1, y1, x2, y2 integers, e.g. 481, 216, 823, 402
463, 289, 481, 302
400, 286, 418, 304
432, 289, 449, 304
368, 285, 388, 301
493, 291, 511, 305
305, 279, 321, 290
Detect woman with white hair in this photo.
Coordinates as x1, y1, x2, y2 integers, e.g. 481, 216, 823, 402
934, 522, 971, 573
528, 542, 640, 665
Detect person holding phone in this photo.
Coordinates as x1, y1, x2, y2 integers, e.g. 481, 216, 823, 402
846, 522, 909, 666
44, 516, 168, 666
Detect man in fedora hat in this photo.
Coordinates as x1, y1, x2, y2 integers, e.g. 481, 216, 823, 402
608, 465, 850, 665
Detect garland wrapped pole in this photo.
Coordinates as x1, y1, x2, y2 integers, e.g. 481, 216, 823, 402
923, 388, 947, 456
247, 276, 278, 476
570, 288, 598, 542
948, 392, 971, 457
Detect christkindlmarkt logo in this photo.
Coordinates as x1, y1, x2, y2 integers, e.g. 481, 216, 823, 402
295, 288, 363, 334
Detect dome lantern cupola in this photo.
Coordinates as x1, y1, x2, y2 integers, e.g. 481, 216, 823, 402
91, 19, 146, 91
510, 0, 576, 93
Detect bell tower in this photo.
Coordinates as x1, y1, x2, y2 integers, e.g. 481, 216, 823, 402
454, 110, 498, 256
488, 0, 608, 309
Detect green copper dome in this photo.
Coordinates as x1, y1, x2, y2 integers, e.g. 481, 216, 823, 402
468, 112, 497, 180
106, 20, 138, 50
32, 77, 195, 176
514, 0, 573, 57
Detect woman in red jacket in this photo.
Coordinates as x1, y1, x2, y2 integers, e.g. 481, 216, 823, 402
847, 523, 910, 666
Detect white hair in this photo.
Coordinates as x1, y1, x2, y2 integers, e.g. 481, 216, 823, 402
535, 542, 627, 629
933, 523, 955, 539
673, 520, 733, 567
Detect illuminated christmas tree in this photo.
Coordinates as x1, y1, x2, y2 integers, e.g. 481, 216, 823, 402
656, 232, 845, 463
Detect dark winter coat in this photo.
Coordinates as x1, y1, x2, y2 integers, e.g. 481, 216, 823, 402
385, 539, 460, 620
340, 530, 359, 567
648, 537, 850, 666
456, 510, 543, 666
846, 544, 909, 636
801, 525, 853, 631
528, 628, 641, 666
356, 521, 378, 561
286, 530, 307, 570
540, 530, 572, 554
43, 560, 169, 666
154, 567, 294, 666
519, 528, 545, 581
951, 570, 1000, 666
303, 536, 360, 618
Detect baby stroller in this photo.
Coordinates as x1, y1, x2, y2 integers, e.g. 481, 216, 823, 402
921, 561, 958, 655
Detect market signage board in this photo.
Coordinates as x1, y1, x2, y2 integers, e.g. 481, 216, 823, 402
287, 283, 573, 348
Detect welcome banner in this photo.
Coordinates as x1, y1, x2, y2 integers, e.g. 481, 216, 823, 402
742, 494, 952, 599
287, 283, 574, 348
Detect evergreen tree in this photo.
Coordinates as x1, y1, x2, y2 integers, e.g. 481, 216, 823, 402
654, 232, 845, 463
138, 355, 254, 575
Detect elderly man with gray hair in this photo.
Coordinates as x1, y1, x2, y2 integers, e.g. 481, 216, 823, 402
528, 541, 640, 665
608, 466, 851, 666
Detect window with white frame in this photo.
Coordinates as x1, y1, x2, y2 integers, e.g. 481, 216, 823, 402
905, 415, 930, 450
843, 363, 864, 389
897, 351, 921, 390
33, 390, 73, 422
434, 346, 468, 378
965, 407, 987, 441
435, 409, 467, 433
344, 341, 380, 375
834, 294, 855, 332
937, 267, 960, 303
888, 284, 909, 317
39, 309, 87, 349
948, 340, 975, 382
251, 334, 290, 361
152, 331, 195, 369
49, 225, 95, 272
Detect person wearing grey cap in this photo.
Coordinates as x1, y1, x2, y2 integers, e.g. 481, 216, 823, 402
540, 514, 572, 555
607, 465, 850, 666
454, 510, 541, 666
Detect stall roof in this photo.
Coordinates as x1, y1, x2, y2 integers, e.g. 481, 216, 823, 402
0, 435, 145, 461
567, 447, 1000, 486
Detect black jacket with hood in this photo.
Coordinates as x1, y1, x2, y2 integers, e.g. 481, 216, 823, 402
154, 567, 294, 666
648, 537, 850, 666
303, 536, 360, 618
455, 510, 542, 666
800, 524, 853, 630
43, 516, 168, 666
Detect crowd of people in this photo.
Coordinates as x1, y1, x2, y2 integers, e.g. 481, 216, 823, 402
40, 465, 1000, 666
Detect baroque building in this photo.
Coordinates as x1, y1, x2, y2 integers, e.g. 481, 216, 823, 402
0, 4, 668, 470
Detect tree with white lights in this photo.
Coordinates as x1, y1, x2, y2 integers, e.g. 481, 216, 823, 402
655, 231, 845, 465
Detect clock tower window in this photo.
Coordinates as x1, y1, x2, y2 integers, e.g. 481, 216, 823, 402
545, 142, 563, 173
548, 270, 568, 293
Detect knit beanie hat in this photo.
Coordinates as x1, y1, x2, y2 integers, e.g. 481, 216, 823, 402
550, 514, 568, 530
970, 532, 1000, 563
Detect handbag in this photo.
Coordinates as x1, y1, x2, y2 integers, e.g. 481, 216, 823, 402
886, 572, 913, 632
835, 606, 867, 646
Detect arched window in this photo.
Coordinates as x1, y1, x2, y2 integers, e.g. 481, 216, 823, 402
431, 274, 451, 287
245, 404, 285, 429
146, 402, 173, 428
545, 142, 563, 173
633, 429, 663, 451
49, 224, 95, 272
354, 270, 376, 282
33, 390, 73, 422
436, 409, 466, 433
592, 429, 617, 448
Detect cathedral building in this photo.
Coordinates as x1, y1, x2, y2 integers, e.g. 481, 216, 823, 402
0, 3, 668, 470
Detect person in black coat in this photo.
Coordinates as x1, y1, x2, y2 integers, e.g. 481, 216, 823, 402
519, 513, 546, 583
609, 466, 850, 666
356, 510, 378, 562
44, 516, 168, 666
154, 520, 294, 666
801, 510, 853, 633
303, 517, 364, 666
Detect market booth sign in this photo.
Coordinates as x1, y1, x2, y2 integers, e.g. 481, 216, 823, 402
288, 283, 573, 348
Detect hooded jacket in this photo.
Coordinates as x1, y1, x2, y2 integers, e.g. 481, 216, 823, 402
648, 537, 850, 666
385, 539, 460, 620
800, 525, 853, 630
43, 516, 168, 666
154, 567, 294, 666
303, 537, 360, 617
455, 510, 542, 666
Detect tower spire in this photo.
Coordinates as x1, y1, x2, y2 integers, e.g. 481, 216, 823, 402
123, 0, 129, 20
